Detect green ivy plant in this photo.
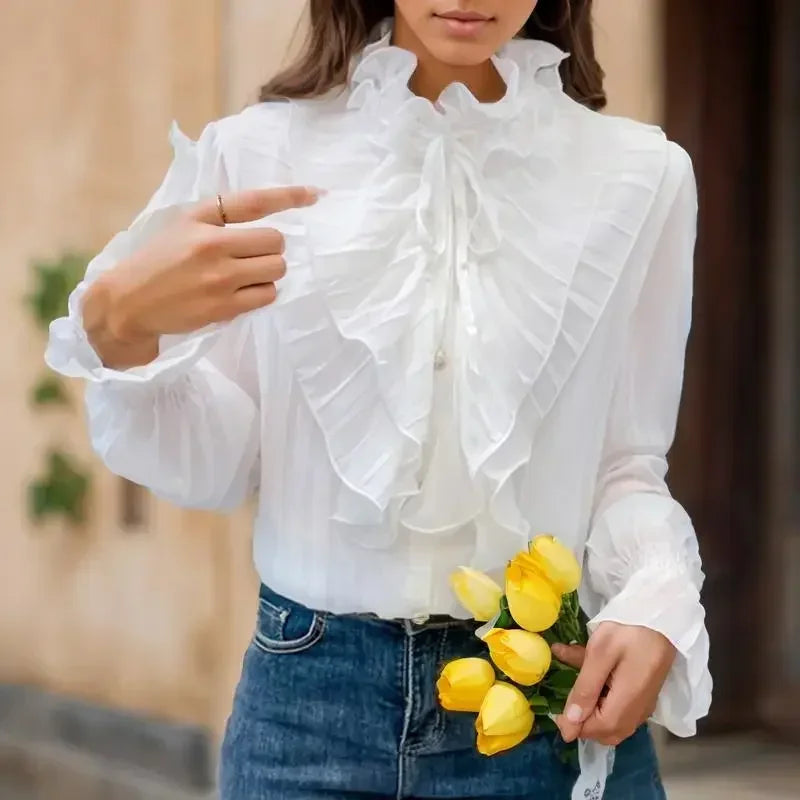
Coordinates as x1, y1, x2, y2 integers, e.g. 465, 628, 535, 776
28, 253, 87, 333
29, 450, 90, 524
27, 252, 92, 526
31, 375, 70, 407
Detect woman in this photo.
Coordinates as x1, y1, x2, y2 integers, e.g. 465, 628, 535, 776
46, 1, 711, 798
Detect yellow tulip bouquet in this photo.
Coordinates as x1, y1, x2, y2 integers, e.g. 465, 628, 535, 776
437, 535, 588, 758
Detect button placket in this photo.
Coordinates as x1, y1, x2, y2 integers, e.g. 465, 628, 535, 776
405, 559, 434, 626
433, 161, 474, 376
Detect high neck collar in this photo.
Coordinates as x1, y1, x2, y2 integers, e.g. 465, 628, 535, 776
348, 19, 569, 119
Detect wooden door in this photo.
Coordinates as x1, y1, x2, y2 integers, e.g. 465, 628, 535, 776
760, 0, 800, 741
663, 0, 772, 732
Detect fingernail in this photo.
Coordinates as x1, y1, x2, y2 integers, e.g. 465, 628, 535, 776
566, 704, 583, 723
306, 186, 328, 200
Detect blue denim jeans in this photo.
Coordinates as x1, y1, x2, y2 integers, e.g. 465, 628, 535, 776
219, 585, 666, 799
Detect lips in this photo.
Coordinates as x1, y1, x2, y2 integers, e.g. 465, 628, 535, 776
436, 10, 492, 22
434, 8, 495, 36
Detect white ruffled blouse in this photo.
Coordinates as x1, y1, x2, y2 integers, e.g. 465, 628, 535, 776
47, 31, 711, 736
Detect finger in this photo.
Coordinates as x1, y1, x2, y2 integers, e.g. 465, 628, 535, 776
579, 658, 645, 745
219, 226, 285, 258
191, 186, 322, 226
558, 640, 619, 743
580, 698, 635, 746
551, 644, 586, 670
229, 282, 279, 315
232, 254, 287, 288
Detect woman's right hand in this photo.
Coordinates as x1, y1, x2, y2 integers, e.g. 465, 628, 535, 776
82, 186, 320, 369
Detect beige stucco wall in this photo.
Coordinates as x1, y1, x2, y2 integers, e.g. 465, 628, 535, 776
594, 0, 664, 124
222, 0, 307, 112
0, 0, 664, 737
0, 0, 229, 728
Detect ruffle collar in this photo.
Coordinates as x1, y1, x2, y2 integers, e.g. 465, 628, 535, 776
348, 22, 569, 126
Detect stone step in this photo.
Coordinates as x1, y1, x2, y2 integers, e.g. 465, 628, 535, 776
0, 734, 214, 800
0, 684, 216, 800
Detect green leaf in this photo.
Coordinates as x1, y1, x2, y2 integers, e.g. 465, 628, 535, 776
528, 695, 550, 712
31, 375, 70, 407
535, 716, 558, 734
540, 628, 559, 646
545, 668, 578, 690
547, 696, 566, 715
494, 609, 515, 629
28, 449, 91, 526
494, 595, 517, 629
29, 481, 51, 522
27, 253, 89, 331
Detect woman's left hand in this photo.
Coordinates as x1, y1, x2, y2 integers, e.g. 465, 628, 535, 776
551, 622, 676, 745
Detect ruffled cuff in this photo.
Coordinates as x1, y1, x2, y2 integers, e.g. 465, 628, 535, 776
585, 494, 712, 736
587, 566, 711, 736
46, 295, 220, 390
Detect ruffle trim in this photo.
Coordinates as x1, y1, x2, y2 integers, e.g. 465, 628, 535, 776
348, 26, 568, 125
585, 495, 711, 735
475, 127, 670, 562
269, 33, 671, 552
45, 123, 225, 387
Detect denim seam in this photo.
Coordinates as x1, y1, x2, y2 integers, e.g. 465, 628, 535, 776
406, 626, 449, 756
397, 623, 414, 799
257, 595, 290, 621
429, 624, 449, 748
251, 611, 327, 655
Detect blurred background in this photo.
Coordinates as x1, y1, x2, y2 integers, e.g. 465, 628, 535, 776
1, 1, 798, 798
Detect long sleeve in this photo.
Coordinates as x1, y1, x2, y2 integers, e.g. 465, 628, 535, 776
585, 143, 712, 736
45, 122, 260, 510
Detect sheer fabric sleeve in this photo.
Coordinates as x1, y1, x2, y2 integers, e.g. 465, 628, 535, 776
45, 122, 260, 510
585, 144, 712, 736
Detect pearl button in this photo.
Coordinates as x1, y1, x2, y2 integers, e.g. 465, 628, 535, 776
434, 350, 448, 371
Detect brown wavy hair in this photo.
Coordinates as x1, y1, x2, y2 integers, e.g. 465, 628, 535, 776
260, 0, 606, 109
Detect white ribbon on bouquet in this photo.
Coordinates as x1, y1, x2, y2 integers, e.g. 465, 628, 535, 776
574, 740, 615, 800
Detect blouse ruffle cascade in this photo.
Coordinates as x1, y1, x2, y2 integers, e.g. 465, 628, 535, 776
270, 32, 672, 560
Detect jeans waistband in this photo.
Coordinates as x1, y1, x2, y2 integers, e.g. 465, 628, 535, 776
258, 583, 478, 631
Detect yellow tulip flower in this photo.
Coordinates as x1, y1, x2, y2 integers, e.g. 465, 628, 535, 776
483, 628, 552, 686
450, 567, 503, 621
437, 658, 496, 712
528, 535, 582, 595
475, 682, 535, 756
505, 552, 561, 632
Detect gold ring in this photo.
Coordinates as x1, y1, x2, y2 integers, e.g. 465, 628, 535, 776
216, 193, 228, 225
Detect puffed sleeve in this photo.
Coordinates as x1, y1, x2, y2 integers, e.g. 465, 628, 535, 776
585, 143, 712, 736
44, 121, 260, 510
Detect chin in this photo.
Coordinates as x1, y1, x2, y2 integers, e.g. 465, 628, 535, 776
425, 38, 496, 67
